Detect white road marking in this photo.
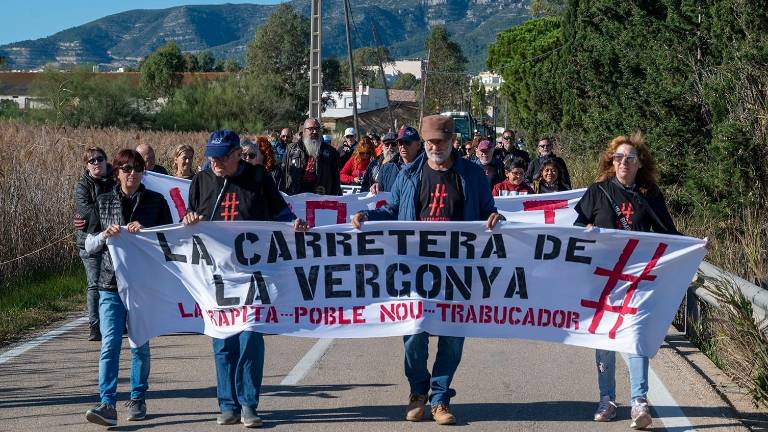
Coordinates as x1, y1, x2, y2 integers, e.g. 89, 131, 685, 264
0, 316, 88, 365
280, 338, 335, 385
621, 353, 696, 431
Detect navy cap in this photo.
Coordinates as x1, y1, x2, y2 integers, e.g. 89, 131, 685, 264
205, 130, 241, 158
397, 126, 420, 143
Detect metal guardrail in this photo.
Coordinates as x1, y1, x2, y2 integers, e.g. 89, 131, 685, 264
676, 261, 767, 336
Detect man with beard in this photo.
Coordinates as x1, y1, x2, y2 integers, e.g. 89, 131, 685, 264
283, 118, 342, 195
526, 136, 571, 188
361, 131, 397, 192
367, 126, 424, 194
493, 129, 530, 168
351, 115, 503, 425
474, 139, 505, 190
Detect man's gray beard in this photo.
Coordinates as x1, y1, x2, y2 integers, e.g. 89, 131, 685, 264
303, 136, 321, 158
382, 148, 397, 163
426, 149, 450, 165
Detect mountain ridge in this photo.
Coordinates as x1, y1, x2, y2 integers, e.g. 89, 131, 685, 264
0, 1, 530, 72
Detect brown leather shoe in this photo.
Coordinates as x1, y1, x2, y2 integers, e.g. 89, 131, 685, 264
405, 394, 427, 421
431, 403, 456, 425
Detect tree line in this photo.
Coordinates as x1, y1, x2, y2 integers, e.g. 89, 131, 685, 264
486, 0, 768, 216
0, 4, 476, 135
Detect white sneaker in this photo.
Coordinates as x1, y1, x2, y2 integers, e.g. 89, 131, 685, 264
630, 398, 653, 429
594, 395, 617, 422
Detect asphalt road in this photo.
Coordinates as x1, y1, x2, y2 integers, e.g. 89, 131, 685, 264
0, 319, 747, 431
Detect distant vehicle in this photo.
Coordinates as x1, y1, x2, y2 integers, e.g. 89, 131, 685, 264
440, 111, 475, 143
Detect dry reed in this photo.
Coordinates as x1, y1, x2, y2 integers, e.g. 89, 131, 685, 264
0, 120, 207, 285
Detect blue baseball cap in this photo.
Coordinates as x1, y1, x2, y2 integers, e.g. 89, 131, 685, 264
397, 126, 420, 143
205, 130, 241, 158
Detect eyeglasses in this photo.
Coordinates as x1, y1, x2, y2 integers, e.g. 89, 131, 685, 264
538, 144, 552, 149
243, 152, 258, 160
88, 156, 106, 165
305, 126, 320, 131
382, 142, 397, 147
118, 164, 144, 173
358, 152, 371, 157
280, 135, 289, 139
502, 136, 513, 141
508, 170, 525, 176
398, 140, 415, 146
612, 152, 638, 163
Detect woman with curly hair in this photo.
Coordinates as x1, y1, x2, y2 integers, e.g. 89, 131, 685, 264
340, 136, 375, 185
574, 132, 679, 429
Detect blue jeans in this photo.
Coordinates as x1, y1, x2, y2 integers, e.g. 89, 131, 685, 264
212, 331, 264, 412
78, 246, 101, 327
596, 349, 648, 403
403, 332, 465, 405
98, 291, 150, 405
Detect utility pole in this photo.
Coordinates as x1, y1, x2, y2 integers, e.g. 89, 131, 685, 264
418, 47, 430, 128
342, 0, 359, 138
308, 0, 323, 121
371, 20, 395, 131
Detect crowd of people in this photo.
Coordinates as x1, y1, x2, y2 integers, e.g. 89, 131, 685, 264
74, 114, 675, 430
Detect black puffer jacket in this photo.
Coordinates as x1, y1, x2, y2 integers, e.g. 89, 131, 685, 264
89, 185, 172, 292
74, 168, 115, 246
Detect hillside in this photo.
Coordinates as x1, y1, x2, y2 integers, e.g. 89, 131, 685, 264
0, 1, 530, 72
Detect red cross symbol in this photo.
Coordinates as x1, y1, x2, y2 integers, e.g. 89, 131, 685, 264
580, 239, 668, 339
522, 199, 569, 224
220, 192, 239, 221
429, 184, 447, 217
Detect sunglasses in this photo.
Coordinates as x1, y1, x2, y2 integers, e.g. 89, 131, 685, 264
118, 164, 144, 173
280, 135, 289, 138
383, 141, 397, 147
88, 155, 106, 165
243, 152, 258, 160
612, 152, 639, 163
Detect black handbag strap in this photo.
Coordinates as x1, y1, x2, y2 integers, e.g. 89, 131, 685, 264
597, 184, 632, 231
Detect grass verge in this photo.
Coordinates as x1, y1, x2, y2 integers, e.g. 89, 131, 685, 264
0, 266, 85, 346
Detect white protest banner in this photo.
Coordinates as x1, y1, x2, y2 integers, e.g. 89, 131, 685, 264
109, 221, 706, 356
143, 171, 192, 223
495, 188, 586, 226
143, 171, 390, 226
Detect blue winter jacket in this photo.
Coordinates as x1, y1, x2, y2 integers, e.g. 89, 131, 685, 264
363, 152, 498, 221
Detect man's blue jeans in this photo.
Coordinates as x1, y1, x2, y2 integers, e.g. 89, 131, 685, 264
98, 290, 150, 405
596, 349, 648, 403
212, 331, 264, 412
403, 332, 464, 406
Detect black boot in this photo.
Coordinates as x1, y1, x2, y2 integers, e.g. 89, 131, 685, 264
89, 323, 101, 341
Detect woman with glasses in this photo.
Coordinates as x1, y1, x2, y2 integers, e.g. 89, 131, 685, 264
574, 133, 679, 430
532, 158, 570, 194
340, 136, 375, 185
74, 147, 115, 342
83, 149, 173, 427
172, 144, 196, 179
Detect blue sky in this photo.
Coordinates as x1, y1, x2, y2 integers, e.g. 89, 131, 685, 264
1, 1, 285, 45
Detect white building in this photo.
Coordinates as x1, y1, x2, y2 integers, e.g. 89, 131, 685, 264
477, 71, 504, 92
322, 83, 390, 118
